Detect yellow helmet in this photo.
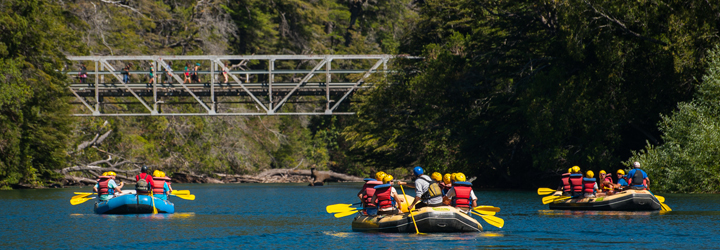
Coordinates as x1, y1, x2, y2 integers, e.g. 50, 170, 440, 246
107, 172, 116, 176
443, 174, 452, 185
568, 168, 573, 173
617, 169, 625, 175
599, 170, 606, 175
572, 166, 581, 173
101, 172, 108, 176
383, 174, 394, 184
431, 172, 442, 182
586, 170, 594, 178
153, 170, 162, 177
451, 173, 458, 182
376, 171, 387, 181
455, 173, 467, 182
157, 171, 166, 178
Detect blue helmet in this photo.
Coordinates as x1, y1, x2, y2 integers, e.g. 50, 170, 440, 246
413, 166, 424, 176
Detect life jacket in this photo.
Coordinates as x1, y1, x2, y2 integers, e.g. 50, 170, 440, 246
583, 178, 596, 194
631, 169, 645, 186
601, 176, 613, 191
97, 176, 114, 196
417, 175, 443, 201
373, 184, 393, 209
362, 181, 383, 207
561, 173, 571, 192
152, 177, 170, 195
451, 182, 473, 208
569, 174, 583, 194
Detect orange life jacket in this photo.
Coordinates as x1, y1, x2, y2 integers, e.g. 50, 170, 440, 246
583, 178, 596, 194
362, 181, 383, 207
152, 177, 170, 195
561, 173, 571, 192
569, 174, 583, 194
374, 185, 393, 209
451, 182, 473, 208
97, 176, 114, 195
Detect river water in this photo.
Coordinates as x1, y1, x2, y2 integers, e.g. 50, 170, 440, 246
1, 183, 718, 249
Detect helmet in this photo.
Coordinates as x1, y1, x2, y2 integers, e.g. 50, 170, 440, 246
153, 170, 161, 177
107, 172, 116, 176
633, 161, 641, 168
431, 172, 442, 182
586, 170, 594, 178
375, 171, 387, 181
158, 171, 166, 178
617, 169, 626, 175
413, 166, 424, 176
599, 170, 606, 175
101, 172, 108, 176
455, 173, 467, 182
451, 173, 458, 182
568, 168, 572, 173
141, 165, 149, 173
383, 175, 394, 184
443, 174, 452, 185
572, 166, 580, 173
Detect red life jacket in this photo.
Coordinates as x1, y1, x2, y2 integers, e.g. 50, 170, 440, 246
451, 183, 473, 208
583, 178, 596, 194
375, 186, 393, 209
362, 181, 383, 207
569, 174, 583, 193
97, 176, 113, 195
601, 176, 613, 191
152, 177, 168, 195
561, 173, 571, 192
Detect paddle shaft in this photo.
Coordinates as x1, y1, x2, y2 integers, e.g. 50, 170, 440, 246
399, 185, 421, 234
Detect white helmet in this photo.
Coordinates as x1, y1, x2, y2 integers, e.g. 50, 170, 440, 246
633, 162, 641, 168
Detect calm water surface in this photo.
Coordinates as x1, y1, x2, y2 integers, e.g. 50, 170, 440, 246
1, 183, 718, 249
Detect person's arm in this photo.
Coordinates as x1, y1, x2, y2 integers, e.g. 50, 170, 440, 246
93, 184, 98, 193
370, 194, 377, 204
116, 181, 123, 192
392, 193, 403, 209
164, 182, 170, 194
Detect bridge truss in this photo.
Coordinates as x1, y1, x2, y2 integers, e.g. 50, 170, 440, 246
66, 55, 410, 116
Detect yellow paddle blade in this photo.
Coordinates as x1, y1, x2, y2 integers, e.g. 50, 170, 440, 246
473, 206, 500, 213
334, 210, 359, 218
542, 195, 571, 205
74, 192, 95, 195
72, 193, 93, 199
473, 210, 496, 216
173, 190, 191, 195
537, 188, 556, 195
171, 194, 195, 200
70, 197, 95, 205
327, 206, 357, 214
660, 202, 672, 212
326, 204, 353, 213
655, 195, 665, 203
471, 211, 504, 228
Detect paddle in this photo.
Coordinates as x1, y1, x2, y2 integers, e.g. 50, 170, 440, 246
70, 196, 96, 205
473, 206, 501, 213
327, 205, 360, 214
400, 185, 423, 235
172, 190, 191, 195
537, 188, 557, 195
470, 211, 505, 228
334, 209, 360, 218
655, 195, 665, 203
170, 194, 195, 200
473, 210, 496, 216
150, 190, 158, 214
542, 195, 571, 204
326, 203, 361, 213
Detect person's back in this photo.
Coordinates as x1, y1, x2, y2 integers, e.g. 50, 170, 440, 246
152, 170, 171, 200
559, 170, 572, 195
135, 166, 155, 194
371, 175, 402, 215
627, 162, 649, 190
95, 175, 116, 201
359, 179, 383, 215
569, 173, 584, 197
582, 170, 598, 198
445, 173, 477, 214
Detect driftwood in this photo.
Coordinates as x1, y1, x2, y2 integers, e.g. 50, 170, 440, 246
172, 172, 223, 184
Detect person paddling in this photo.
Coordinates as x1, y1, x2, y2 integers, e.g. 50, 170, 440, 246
598, 170, 614, 195
615, 169, 629, 190
93, 172, 123, 201
443, 173, 477, 214
402, 166, 444, 211
582, 170, 599, 198
370, 175, 404, 215
627, 162, 649, 190
152, 170, 172, 200
569, 166, 584, 197
557, 168, 572, 196
135, 166, 155, 195
358, 172, 385, 216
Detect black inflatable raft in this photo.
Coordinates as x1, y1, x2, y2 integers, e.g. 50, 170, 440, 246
549, 190, 661, 211
351, 206, 482, 233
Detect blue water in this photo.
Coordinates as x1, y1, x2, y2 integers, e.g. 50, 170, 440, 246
0, 183, 718, 249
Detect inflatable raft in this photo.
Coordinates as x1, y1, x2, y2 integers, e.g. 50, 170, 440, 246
548, 190, 661, 211
94, 192, 175, 214
351, 206, 482, 233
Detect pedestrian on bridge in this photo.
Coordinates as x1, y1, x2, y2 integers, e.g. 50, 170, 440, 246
79, 63, 88, 85
184, 63, 191, 84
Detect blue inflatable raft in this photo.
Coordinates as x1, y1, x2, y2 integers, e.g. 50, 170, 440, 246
94, 194, 175, 214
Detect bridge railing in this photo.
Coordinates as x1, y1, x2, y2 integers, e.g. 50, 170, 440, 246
65, 55, 417, 116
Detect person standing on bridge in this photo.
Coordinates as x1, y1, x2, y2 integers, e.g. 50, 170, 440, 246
121, 66, 130, 83
193, 63, 201, 84
184, 63, 191, 84
222, 63, 229, 84
147, 64, 155, 87
79, 63, 88, 85
164, 61, 173, 84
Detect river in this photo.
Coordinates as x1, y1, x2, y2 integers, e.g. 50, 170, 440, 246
0, 183, 718, 249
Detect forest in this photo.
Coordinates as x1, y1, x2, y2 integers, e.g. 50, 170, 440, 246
1, 0, 720, 192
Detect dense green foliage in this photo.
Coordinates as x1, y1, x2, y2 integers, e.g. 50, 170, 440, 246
628, 46, 720, 193
344, 0, 720, 188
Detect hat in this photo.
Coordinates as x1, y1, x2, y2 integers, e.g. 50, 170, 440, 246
633, 162, 641, 168
196, 63, 201, 66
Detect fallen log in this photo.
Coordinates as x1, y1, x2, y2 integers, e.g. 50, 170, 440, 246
256, 168, 363, 182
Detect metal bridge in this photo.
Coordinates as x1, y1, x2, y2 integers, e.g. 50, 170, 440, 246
66, 55, 413, 116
